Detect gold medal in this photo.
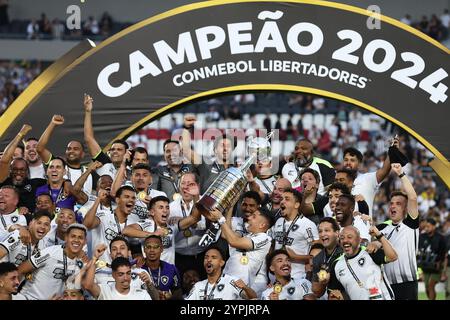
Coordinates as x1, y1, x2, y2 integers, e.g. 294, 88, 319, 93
162, 228, 169, 236
25, 273, 33, 281
183, 229, 192, 238
172, 193, 181, 201
138, 191, 147, 201
96, 260, 107, 268
240, 255, 249, 265
318, 269, 329, 282
273, 283, 282, 294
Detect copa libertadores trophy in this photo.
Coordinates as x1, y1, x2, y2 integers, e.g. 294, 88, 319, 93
197, 132, 274, 247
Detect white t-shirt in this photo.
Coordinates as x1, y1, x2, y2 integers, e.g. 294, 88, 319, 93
0, 230, 46, 266
29, 164, 46, 179
20, 245, 83, 300
348, 216, 371, 242
93, 210, 128, 263
331, 249, 394, 300
64, 165, 93, 196
353, 172, 379, 216
136, 220, 179, 264
255, 175, 277, 194
224, 232, 271, 287
272, 215, 319, 279
261, 278, 313, 300
0, 210, 27, 234
96, 163, 118, 180
98, 283, 151, 300
186, 274, 244, 300
95, 266, 150, 291
170, 198, 206, 256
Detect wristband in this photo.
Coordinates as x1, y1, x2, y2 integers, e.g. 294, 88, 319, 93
218, 216, 226, 226
375, 233, 384, 240
398, 172, 406, 178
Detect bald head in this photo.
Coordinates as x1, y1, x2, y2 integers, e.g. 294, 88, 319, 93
272, 178, 292, 205
340, 226, 361, 257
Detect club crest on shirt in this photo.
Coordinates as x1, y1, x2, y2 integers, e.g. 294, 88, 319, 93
24, 184, 32, 192
291, 224, 299, 232
11, 216, 18, 223
338, 269, 345, 277
161, 276, 169, 286
217, 284, 224, 292
76, 260, 84, 269
131, 273, 138, 280
8, 236, 15, 243
288, 287, 295, 295
358, 257, 365, 266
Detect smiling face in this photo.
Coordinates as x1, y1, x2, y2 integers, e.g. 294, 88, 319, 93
280, 191, 300, 219
30, 215, 51, 241
339, 227, 361, 257
46, 159, 65, 184
215, 138, 233, 163
65, 141, 84, 166
203, 248, 224, 276
328, 189, 343, 213
56, 209, 76, 234
24, 139, 40, 164
0, 188, 19, 213
65, 228, 87, 256
319, 221, 339, 250
334, 196, 354, 225
343, 154, 360, 171
0, 270, 20, 295
131, 168, 152, 192
151, 200, 170, 226
116, 189, 136, 216
294, 140, 313, 167
108, 143, 127, 165
36, 194, 54, 212
10, 159, 28, 186
241, 197, 259, 216
164, 142, 182, 166
271, 178, 291, 205
389, 195, 407, 224
270, 253, 291, 278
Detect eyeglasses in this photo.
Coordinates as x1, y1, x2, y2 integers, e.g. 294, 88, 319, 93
144, 244, 161, 249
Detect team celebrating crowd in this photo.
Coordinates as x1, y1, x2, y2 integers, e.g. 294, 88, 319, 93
0, 93, 447, 301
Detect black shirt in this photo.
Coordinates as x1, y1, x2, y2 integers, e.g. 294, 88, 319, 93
0, 177, 46, 215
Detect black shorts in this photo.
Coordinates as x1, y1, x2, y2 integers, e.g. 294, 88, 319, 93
391, 281, 418, 300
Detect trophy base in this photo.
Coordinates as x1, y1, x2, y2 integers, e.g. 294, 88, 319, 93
195, 195, 216, 216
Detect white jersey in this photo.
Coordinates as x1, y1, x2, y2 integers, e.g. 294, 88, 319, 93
272, 215, 319, 278
353, 172, 379, 216
0, 210, 27, 234
137, 220, 179, 265
186, 274, 244, 300
95, 266, 150, 291
224, 232, 271, 287
261, 278, 313, 300
128, 188, 167, 224
20, 245, 83, 300
170, 198, 206, 255
93, 210, 128, 264
96, 163, 118, 180
42, 225, 88, 253
379, 215, 419, 284
331, 249, 394, 300
255, 175, 277, 194
0, 230, 46, 266
64, 165, 93, 196
98, 282, 151, 300
231, 217, 246, 236
29, 164, 46, 179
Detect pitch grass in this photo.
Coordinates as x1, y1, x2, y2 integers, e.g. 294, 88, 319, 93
418, 292, 445, 300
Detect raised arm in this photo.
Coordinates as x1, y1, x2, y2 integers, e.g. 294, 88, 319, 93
65, 180, 88, 205
209, 209, 253, 250
245, 169, 266, 202
73, 161, 102, 194
375, 136, 400, 183
110, 150, 130, 197
81, 244, 106, 299
0, 124, 32, 182
300, 183, 317, 217
391, 163, 419, 220
37, 115, 64, 164
370, 225, 398, 263
83, 94, 102, 158
180, 115, 201, 165
83, 194, 102, 229
122, 223, 164, 238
